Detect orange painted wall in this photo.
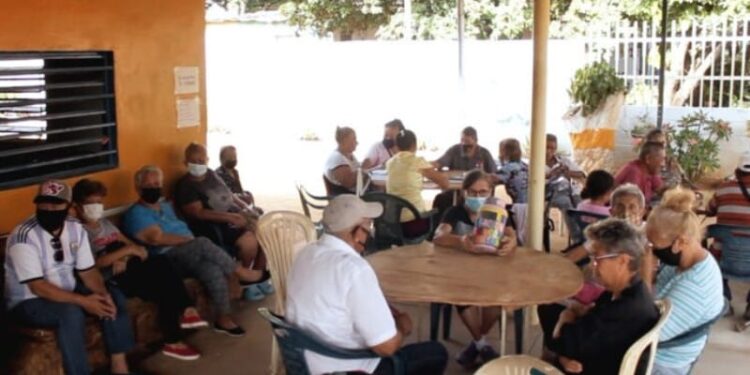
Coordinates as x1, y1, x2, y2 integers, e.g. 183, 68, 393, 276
0, 0, 207, 234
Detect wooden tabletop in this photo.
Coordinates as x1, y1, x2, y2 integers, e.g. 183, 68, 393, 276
367, 242, 583, 307
369, 170, 465, 190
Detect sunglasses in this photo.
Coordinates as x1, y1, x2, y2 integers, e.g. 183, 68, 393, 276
51, 237, 64, 263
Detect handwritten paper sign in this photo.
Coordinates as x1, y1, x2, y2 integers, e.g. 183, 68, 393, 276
176, 97, 200, 128
174, 66, 200, 94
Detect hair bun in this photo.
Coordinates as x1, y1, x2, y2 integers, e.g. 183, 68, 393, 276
660, 187, 695, 213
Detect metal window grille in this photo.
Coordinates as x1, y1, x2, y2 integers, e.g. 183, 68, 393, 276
0, 51, 117, 190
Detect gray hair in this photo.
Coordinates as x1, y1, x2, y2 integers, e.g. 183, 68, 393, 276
610, 183, 646, 209
134, 165, 163, 190
585, 218, 645, 272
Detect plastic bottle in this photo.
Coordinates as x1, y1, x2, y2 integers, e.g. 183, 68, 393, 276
473, 196, 509, 253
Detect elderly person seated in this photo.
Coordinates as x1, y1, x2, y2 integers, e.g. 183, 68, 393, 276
539, 218, 659, 375
362, 119, 405, 171
645, 188, 724, 375
123, 165, 270, 337
705, 151, 750, 322
546, 133, 586, 241
286, 195, 448, 374
175, 143, 270, 299
5, 180, 136, 375
324, 126, 367, 195
72, 178, 204, 360
432, 170, 517, 368
215, 145, 261, 211
386, 129, 449, 236
615, 141, 666, 205
496, 138, 529, 204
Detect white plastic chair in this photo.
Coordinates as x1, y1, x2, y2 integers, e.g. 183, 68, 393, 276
618, 299, 672, 375
257, 211, 317, 375
475, 354, 563, 375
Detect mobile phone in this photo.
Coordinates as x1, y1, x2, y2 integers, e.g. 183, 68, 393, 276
529, 368, 546, 375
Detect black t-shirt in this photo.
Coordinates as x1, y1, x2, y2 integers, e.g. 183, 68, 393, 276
175, 170, 240, 215
440, 205, 475, 235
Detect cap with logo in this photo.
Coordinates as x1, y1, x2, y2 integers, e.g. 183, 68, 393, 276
322, 194, 383, 233
34, 180, 72, 204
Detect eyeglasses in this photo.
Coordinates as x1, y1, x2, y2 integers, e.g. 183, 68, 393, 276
356, 222, 374, 236
50, 237, 64, 263
466, 189, 491, 198
589, 253, 620, 265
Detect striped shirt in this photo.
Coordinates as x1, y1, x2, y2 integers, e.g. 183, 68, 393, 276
709, 175, 750, 226
4, 217, 95, 309
654, 254, 723, 368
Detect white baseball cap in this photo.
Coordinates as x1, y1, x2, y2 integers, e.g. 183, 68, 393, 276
738, 151, 750, 173
323, 195, 383, 233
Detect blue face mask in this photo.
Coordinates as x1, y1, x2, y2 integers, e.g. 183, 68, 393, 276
465, 196, 487, 213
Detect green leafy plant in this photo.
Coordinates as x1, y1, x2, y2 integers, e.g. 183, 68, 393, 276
669, 111, 732, 182
568, 61, 626, 116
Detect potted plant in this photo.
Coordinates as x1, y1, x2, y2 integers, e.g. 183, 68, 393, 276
568, 61, 626, 117
669, 111, 733, 182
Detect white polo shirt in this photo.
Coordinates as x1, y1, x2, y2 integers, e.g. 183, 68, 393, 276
286, 234, 396, 375
4, 217, 95, 309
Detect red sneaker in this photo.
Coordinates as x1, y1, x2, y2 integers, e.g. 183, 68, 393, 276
162, 343, 201, 361
180, 314, 208, 329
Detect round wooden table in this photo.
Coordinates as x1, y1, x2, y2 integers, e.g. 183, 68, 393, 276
367, 242, 583, 355
367, 242, 583, 307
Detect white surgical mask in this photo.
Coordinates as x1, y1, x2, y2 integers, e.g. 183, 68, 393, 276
188, 163, 208, 177
83, 203, 104, 221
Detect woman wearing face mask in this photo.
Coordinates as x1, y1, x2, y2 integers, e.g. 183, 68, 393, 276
432, 170, 517, 369
645, 187, 723, 375
72, 179, 206, 361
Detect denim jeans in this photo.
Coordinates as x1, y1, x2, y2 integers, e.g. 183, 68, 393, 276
10, 283, 135, 375
371, 342, 448, 375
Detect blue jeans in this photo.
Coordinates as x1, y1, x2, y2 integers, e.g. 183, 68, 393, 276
372, 342, 448, 375
10, 283, 135, 375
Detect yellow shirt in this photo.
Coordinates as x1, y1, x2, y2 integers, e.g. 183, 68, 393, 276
385, 152, 431, 221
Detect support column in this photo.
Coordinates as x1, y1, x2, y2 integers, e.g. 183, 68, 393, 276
527, 0, 551, 252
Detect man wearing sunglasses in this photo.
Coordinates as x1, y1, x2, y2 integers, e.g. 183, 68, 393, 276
4, 180, 136, 375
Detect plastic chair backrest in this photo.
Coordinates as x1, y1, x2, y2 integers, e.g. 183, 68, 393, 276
257, 308, 383, 375
618, 299, 671, 375
567, 209, 609, 234
256, 211, 317, 314
323, 174, 353, 196
707, 223, 750, 280
296, 183, 330, 220
361, 192, 427, 250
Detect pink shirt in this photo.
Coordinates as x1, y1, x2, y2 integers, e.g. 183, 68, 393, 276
614, 160, 663, 203
576, 200, 611, 217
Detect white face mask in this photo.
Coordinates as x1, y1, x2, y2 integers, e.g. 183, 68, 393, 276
83, 203, 104, 221
188, 163, 208, 177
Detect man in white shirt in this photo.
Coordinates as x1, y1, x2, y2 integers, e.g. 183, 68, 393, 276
286, 195, 448, 375
4, 180, 136, 375
362, 119, 405, 171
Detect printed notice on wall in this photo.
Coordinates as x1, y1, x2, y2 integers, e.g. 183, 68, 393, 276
174, 66, 200, 94
176, 97, 200, 128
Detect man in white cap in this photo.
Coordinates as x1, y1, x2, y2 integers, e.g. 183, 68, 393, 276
4, 180, 136, 375
705, 151, 750, 324
286, 194, 448, 375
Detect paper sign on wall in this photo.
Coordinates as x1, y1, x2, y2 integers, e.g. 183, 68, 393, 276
174, 66, 200, 94
177, 97, 200, 128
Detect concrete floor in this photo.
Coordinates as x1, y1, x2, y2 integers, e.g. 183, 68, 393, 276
137, 278, 750, 375
138, 209, 750, 374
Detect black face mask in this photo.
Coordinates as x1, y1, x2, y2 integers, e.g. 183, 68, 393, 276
140, 187, 162, 204
36, 208, 68, 233
223, 160, 238, 169
652, 242, 682, 266
382, 138, 395, 149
